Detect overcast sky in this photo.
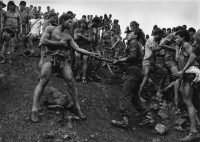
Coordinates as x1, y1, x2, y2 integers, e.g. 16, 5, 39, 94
3, 0, 200, 37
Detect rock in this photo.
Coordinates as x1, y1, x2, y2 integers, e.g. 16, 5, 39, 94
155, 123, 167, 135
152, 138, 161, 142
0, 73, 6, 78
42, 87, 73, 108
175, 118, 186, 126
157, 110, 168, 120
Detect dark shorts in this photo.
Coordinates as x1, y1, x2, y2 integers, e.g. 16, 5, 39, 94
182, 73, 195, 83
43, 55, 70, 73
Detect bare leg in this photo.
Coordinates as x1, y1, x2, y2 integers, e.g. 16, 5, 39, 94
32, 62, 52, 112
75, 52, 81, 80
138, 65, 151, 102
1, 41, 8, 64
61, 65, 86, 120
182, 82, 198, 133
82, 55, 88, 83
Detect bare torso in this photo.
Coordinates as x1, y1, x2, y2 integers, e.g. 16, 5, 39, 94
4, 11, 20, 28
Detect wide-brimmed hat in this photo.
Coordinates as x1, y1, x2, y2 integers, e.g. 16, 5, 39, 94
0, 0, 6, 8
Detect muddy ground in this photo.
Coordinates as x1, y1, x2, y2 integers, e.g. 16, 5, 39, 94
0, 48, 199, 142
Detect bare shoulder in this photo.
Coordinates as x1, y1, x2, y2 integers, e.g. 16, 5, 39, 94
183, 42, 192, 49
45, 26, 56, 32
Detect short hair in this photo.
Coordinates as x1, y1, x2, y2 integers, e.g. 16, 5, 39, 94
48, 12, 57, 19
19, 1, 26, 6
82, 15, 86, 19
188, 27, 196, 33
66, 11, 73, 15
174, 26, 184, 32
175, 30, 191, 42
134, 28, 143, 41
167, 28, 171, 31
58, 14, 72, 24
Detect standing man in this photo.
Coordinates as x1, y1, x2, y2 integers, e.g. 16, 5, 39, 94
111, 28, 153, 129
138, 28, 166, 102
27, 10, 44, 56
18, 1, 29, 57
1, 1, 21, 64
74, 19, 92, 83
0, 1, 6, 41
173, 30, 200, 142
31, 14, 100, 123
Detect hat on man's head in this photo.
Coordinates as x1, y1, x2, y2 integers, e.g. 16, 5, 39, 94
0, 0, 6, 8
194, 29, 200, 44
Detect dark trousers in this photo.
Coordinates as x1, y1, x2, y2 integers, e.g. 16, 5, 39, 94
120, 68, 147, 118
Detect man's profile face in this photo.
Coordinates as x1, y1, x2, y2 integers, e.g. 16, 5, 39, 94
128, 31, 136, 41
49, 16, 58, 25
63, 19, 73, 30
175, 35, 184, 46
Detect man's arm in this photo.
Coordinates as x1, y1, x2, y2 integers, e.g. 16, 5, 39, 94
116, 41, 138, 63
70, 38, 95, 56
181, 42, 197, 73
159, 44, 176, 51
111, 37, 121, 49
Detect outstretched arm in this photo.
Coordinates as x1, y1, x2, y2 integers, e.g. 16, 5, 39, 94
70, 38, 97, 56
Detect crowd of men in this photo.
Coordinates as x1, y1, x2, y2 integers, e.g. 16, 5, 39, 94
1, 1, 200, 141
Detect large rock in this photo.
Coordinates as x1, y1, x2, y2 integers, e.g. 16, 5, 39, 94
42, 87, 74, 108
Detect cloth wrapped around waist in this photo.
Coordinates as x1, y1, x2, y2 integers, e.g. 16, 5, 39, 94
184, 66, 200, 83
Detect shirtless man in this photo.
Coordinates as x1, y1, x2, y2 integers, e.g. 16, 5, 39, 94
31, 14, 100, 123
18, 1, 29, 57
159, 26, 184, 108
0, 1, 6, 41
173, 30, 200, 142
74, 19, 92, 83
1, 1, 21, 64
138, 28, 166, 102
